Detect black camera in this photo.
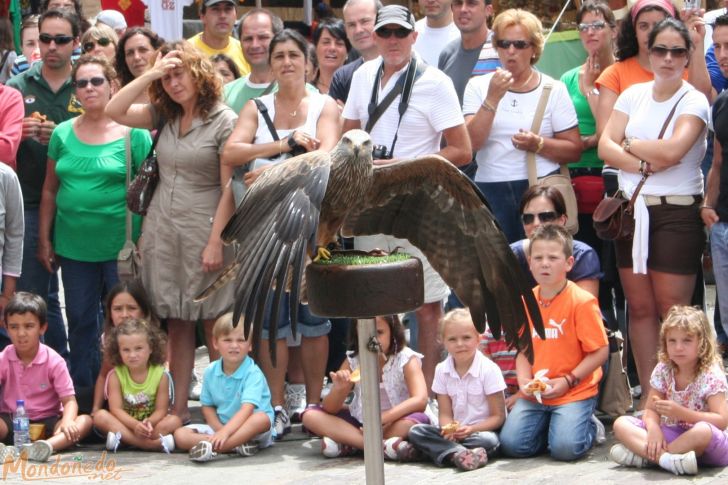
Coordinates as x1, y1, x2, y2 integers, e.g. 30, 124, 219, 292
372, 144, 391, 160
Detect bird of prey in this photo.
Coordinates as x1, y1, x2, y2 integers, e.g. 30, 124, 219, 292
197, 129, 544, 362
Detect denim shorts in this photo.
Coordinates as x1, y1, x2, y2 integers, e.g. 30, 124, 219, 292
261, 293, 331, 340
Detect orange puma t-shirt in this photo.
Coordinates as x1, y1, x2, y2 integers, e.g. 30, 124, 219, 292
528, 281, 608, 406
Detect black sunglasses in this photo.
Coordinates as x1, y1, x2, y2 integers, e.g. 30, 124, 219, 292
73, 77, 106, 88
375, 28, 411, 39
83, 37, 112, 53
521, 211, 558, 225
649, 46, 689, 59
495, 39, 532, 50
577, 21, 607, 32
39, 33, 74, 45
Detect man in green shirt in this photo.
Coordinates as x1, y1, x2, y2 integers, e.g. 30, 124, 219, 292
5, 8, 81, 359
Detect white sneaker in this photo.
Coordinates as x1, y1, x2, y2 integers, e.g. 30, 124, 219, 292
189, 441, 215, 462
189, 370, 202, 401
234, 441, 259, 457
160, 434, 175, 454
26, 440, 52, 462
592, 415, 606, 445
321, 436, 356, 458
273, 406, 291, 438
284, 383, 307, 423
106, 431, 122, 453
0, 445, 16, 463
659, 451, 698, 475
609, 444, 648, 468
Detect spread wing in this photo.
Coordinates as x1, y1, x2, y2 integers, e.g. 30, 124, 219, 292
341, 155, 544, 360
198, 152, 331, 362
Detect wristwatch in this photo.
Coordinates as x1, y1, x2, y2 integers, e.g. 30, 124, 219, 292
585, 87, 600, 98
287, 130, 298, 149
622, 137, 634, 153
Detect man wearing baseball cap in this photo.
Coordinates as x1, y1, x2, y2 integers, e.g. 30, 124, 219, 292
343, 4, 471, 394
188, 0, 250, 76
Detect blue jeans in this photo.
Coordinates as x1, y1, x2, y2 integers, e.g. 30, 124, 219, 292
711, 222, 728, 339
58, 256, 119, 388
261, 294, 331, 340
500, 396, 597, 461
475, 179, 528, 243
408, 423, 500, 465
15, 208, 68, 358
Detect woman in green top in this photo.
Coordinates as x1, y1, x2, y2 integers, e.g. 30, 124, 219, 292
38, 55, 152, 390
560, 0, 616, 251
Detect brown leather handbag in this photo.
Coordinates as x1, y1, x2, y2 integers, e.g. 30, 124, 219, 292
592, 91, 688, 240
127, 120, 164, 215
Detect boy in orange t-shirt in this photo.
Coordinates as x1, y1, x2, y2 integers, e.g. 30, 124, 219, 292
500, 225, 609, 461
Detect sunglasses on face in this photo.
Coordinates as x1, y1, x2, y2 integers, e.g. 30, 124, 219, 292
73, 77, 106, 88
649, 46, 689, 58
521, 211, 558, 225
83, 37, 112, 53
375, 28, 411, 39
39, 33, 74, 45
577, 21, 607, 32
495, 39, 532, 50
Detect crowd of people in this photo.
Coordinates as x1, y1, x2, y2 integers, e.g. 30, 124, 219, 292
0, 0, 727, 477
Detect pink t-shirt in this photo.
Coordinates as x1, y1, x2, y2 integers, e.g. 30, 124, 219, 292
0, 344, 75, 420
431, 351, 506, 426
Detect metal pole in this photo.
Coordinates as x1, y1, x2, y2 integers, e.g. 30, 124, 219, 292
356, 318, 385, 485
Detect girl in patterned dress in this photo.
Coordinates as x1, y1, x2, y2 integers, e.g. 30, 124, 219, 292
610, 306, 728, 475
93, 319, 181, 452
302, 315, 429, 460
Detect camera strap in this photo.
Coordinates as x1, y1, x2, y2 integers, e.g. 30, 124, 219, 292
365, 56, 425, 151
254, 98, 279, 141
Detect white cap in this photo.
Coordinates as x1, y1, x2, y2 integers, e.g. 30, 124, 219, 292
96, 10, 127, 32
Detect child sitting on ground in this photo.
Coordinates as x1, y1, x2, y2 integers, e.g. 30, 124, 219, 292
93, 318, 181, 452
499, 225, 608, 461
0, 292, 92, 461
408, 309, 506, 471
91, 281, 160, 416
174, 313, 274, 462
302, 315, 429, 460
610, 305, 728, 476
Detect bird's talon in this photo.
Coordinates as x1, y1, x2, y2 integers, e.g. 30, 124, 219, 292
313, 247, 331, 262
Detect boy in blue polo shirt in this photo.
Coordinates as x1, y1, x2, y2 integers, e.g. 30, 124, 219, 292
173, 313, 275, 462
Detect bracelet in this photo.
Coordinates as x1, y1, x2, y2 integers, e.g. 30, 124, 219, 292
622, 136, 634, 153
563, 375, 573, 387
700, 205, 714, 211
279, 139, 284, 155
481, 99, 497, 113
535, 136, 545, 154
566, 372, 580, 388
639, 159, 646, 175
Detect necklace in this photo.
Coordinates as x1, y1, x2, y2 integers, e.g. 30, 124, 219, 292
513, 69, 535, 91
538, 281, 568, 308
274, 93, 305, 117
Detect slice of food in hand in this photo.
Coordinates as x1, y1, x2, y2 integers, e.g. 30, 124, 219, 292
349, 368, 361, 383
441, 421, 460, 434
31, 111, 47, 122
525, 368, 551, 403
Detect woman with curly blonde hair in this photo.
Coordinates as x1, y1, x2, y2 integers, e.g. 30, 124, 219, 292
106, 40, 238, 423
610, 306, 728, 476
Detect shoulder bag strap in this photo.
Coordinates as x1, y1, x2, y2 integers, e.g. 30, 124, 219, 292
261, 80, 277, 96
626, 90, 690, 210
254, 98, 279, 141
527, 80, 555, 186
124, 128, 132, 243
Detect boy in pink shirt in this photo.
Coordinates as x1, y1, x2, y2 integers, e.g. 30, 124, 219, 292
0, 292, 92, 461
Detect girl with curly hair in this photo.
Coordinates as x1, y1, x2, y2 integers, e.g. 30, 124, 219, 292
93, 318, 182, 453
105, 40, 238, 423
610, 306, 728, 476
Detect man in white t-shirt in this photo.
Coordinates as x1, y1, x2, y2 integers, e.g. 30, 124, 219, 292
342, 4, 471, 391
414, 0, 460, 67
188, 0, 250, 76
141, 0, 193, 42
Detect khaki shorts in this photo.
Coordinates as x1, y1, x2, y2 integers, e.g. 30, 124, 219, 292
353, 234, 450, 304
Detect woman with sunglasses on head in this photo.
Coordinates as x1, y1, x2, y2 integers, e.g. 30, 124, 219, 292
599, 17, 709, 412
37, 55, 152, 399
80, 23, 118, 62
463, 9, 582, 243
